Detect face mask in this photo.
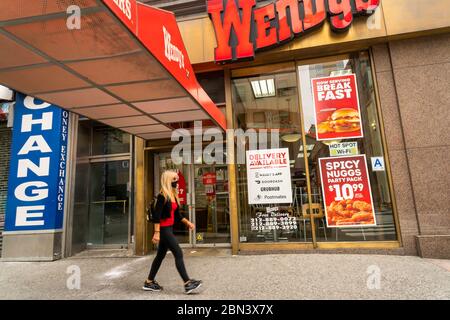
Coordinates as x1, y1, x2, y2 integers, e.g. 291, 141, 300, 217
171, 181, 178, 188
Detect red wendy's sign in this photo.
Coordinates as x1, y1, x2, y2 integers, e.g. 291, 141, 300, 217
207, 0, 380, 63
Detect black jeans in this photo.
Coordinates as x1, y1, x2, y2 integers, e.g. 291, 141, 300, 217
148, 226, 190, 283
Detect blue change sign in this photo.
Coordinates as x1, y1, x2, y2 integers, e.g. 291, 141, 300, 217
5, 93, 69, 232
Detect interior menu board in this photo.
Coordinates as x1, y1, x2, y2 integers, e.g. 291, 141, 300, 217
311, 74, 364, 141
319, 155, 376, 228
246, 148, 292, 205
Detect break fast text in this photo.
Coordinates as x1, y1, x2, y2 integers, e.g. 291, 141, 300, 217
207, 0, 380, 63
316, 77, 353, 101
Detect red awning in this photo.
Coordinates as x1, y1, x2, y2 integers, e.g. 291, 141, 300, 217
0, 0, 226, 140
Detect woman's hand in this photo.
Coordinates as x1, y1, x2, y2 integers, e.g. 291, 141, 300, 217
186, 221, 195, 231
181, 218, 195, 231
152, 232, 160, 244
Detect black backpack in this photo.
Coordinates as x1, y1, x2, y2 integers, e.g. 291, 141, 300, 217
146, 196, 158, 222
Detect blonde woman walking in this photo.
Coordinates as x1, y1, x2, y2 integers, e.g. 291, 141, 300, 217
143, 170, 202, 294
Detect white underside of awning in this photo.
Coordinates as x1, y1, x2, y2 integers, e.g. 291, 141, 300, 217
0, 0, 224, 140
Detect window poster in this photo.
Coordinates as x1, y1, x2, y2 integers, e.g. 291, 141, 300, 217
202, 172, 216, 185
311, 74, 364, 141
246, 148, 292, 205
319, 154, 376, 228
177, 170, 186, 205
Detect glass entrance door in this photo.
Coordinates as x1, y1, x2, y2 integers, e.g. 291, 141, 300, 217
154, 153, 190, 244
192, 164, 230, 245
154, 153, 231, 247
88, 160, 130, 246
71, 120, 132, 255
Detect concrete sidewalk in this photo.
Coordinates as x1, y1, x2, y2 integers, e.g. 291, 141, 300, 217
0, 250, 449, 300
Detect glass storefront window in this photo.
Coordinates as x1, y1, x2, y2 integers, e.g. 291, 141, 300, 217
88, 161, 130, 245
76, 119, 91, 158
92, 124, 130, 155
71, 120, 132, 253
232, 63, 311, 243
77, 120, 131, 156
232, 53, 398, 244
298, 52, 397, 242
197, 71, 225, 105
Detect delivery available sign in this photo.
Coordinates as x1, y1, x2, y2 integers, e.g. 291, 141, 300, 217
246, 148, 292, 205
311, 74, 364, 141
319, 155, 376, 228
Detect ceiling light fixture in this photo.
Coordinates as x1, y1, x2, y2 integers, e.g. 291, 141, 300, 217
281, 134, 301, 143
250, 78, 276, 98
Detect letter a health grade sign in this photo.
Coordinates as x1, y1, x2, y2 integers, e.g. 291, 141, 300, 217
5, 93, 69, 232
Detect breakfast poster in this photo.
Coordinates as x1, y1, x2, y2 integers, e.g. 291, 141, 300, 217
319, 155, 376, 228
311, 74, 364, 141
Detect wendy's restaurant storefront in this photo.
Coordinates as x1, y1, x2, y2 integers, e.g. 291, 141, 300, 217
168, 0, 450, 258
0, 0, 449, 261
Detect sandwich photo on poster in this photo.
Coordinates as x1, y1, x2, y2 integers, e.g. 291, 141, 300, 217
319, 154, 376, 228
311, 74, 364, 141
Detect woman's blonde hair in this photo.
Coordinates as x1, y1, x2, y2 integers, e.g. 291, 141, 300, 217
160, 170, 179, 203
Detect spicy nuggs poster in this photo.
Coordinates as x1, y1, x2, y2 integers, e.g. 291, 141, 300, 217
319, 154, 376, 228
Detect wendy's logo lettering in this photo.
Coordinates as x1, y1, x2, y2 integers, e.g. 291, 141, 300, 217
163, 26, 185, 70
112, 0, 132, 20
207, 0, 380, 63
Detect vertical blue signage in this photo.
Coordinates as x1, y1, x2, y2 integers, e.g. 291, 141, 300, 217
5, 93, 69, 231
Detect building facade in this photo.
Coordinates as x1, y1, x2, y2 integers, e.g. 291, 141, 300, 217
0, 0, 449, 260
